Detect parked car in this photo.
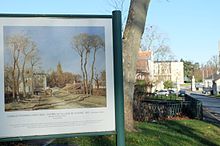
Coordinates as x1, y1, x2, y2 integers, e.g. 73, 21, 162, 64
156, 90, 169, 96
202, 87, 212, 94
168, 89, 176, 95
178, 90, 186, 97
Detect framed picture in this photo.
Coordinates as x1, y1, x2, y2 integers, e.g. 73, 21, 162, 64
0, 15, 115, 139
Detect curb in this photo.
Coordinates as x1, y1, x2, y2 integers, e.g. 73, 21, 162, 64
203, 107, 220, 123
190, 93, 220, 100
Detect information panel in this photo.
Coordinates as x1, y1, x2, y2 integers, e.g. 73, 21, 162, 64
0, 16, 115, 138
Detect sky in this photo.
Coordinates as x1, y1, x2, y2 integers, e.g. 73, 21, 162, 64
4, 26, 105, 74
0, 0, 220, 65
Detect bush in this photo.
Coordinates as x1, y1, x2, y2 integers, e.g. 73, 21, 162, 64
164, 80, 174, 89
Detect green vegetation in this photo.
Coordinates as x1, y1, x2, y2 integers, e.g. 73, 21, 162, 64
180, 83, 191, 87
164, 80, 174, 89
136, 80, 147, 86
50, 120, 220, 146
152, 94, 182, 100
213, 94, 220, 98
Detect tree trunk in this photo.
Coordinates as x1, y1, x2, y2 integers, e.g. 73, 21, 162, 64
22, 50, 34, 98
12, 48, 18, 101
31, 65, 34, 95
123, 0, 150, 131
12, 61, 16, 100
80, 54, 86, 94
15, 62, 20, 101
84, 50, 90, 96
21, 60, 27, 98
90, 48, 97, 95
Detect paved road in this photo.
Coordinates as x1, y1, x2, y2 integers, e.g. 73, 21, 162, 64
190, 93, 220, 121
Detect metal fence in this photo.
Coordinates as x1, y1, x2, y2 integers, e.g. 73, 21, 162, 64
133, 94, 203, 121
184, 94, 203, 120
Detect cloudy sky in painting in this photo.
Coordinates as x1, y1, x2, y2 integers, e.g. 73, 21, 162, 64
4, 26, 105, 74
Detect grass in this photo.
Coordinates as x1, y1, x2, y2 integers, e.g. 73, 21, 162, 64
180, 83, 191, 87
214, 95, 220, 98
49, 119, 220, 146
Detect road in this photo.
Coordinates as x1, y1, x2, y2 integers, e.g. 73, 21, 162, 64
190, 93, 220, 122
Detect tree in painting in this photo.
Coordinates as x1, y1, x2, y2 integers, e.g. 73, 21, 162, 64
90, 35, 105, 94
5, 34, 39, 101
71, 33, 104, 97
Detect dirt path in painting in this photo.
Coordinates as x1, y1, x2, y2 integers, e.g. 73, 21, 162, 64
5, 89, 106, 111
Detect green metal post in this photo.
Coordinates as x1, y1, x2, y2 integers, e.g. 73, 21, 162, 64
112, 10, 125, 146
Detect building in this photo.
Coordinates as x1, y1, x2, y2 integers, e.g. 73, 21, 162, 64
212, 41, 220, 94
19, 71, 47, 94
136, 50, 154, 80
212, 73, 220, 95
203, 41, 220, 95
33, 73, 47, 93
203, 72, 220, 95
203, 73, 219, 88
136, 50, 184, 91
154, 61, 184, 84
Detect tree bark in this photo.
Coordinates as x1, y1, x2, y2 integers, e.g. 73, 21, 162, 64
21, 45, 35, 98
21, 57, 27, 98
123, 0, 150, 131
12, 47, 20, 101
90, 48, 97, 95
80, 54, 86, 94
31, 65, 34, 95
12, 58, 16, 100
15, 60, 20, 101
84, 49, 90, 96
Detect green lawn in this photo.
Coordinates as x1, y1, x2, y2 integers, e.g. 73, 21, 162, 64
214, 95, 220, 98
50, 120, 220, 146
180, 83, 191, 87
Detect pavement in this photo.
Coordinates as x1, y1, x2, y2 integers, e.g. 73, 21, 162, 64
189, 92, 220, 126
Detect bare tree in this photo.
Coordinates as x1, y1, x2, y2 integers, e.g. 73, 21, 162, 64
100, 70, 106, 88
206, 55, 218, 73
72, 33, 104, 96
123, 0, 151, 131
108, 0, 125, 10
94, 71, 100, 89
30, 49, 41, 95
4, 65, 13, 93
20, 38, 36, 98
6, 34, 40, 100
154, 45, 174, 61
107, 0, 128, 29
141, 26, 175, 61
141, 26, 161, 51
71, 34, 86, 94
90, 35, 104, 94
83, 36, 91, 96
72, 33, 94, 96
73, 74, 82, 83
6, 35, 24, 101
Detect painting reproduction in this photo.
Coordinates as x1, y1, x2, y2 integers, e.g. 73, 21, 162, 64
4, 26, 107, 111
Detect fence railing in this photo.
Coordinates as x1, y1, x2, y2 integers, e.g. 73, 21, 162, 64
184, 94, 203, 120
133, 94, 203, 121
